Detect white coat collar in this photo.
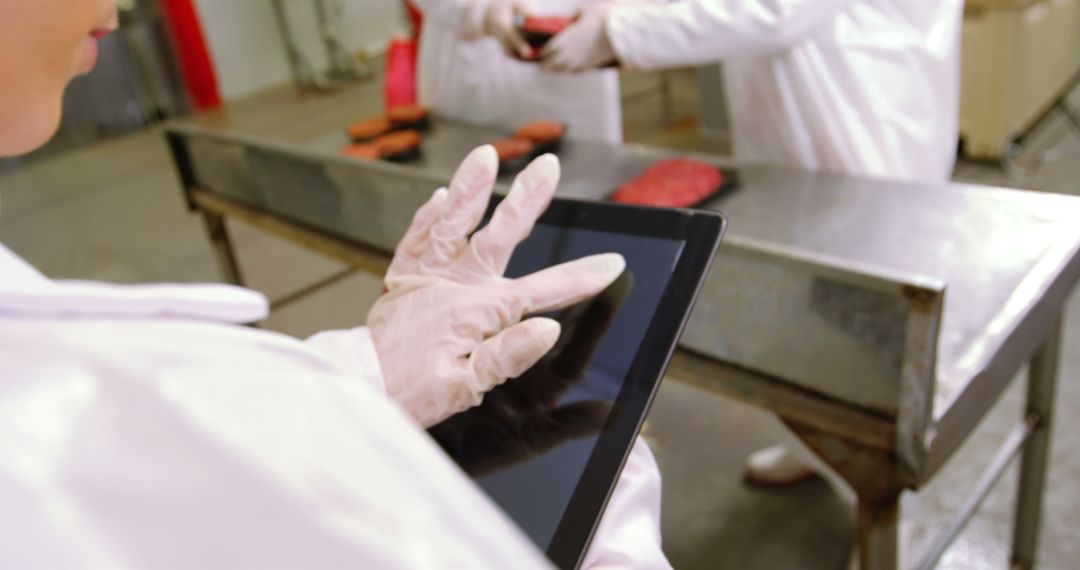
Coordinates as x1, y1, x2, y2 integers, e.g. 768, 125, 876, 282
0, 242, 268, 324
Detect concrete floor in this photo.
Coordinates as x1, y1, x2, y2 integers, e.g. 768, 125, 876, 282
2, 69, 1079, 569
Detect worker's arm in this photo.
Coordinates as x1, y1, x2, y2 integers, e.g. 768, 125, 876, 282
411, 0, 530, 56
305, 326, 386, 393
606, 0, 857, 70
585, 437, 672, 569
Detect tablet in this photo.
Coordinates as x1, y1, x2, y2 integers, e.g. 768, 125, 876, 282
428, 197, 726, 569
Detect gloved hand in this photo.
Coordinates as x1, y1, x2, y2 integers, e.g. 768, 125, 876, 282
481, 0, 532, 59
428, 270, 633, 476
368, 146, 626, 428
540, 1, 618, 73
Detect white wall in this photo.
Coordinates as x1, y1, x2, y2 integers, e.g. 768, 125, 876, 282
193, 0, 408, 100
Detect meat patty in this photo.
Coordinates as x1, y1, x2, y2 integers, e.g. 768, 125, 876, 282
492, 138, 534, 161
611, 158, 724, 208
513, 121, 565, 144
388, 105, 430, 129
347, 116, 393, 142
340, 144, 380, 160
374, 130, 423, 159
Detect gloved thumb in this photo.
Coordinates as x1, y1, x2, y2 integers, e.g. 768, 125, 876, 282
468, 317, 562, 394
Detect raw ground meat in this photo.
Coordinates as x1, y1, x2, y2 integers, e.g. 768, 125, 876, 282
522, 16, 574, 37
611, 158, 723, 208
388, 105, 429, 129
513, 121, 565, 144
492, 138, 534, 161
340, 144, 380, 160
374, 130, 422, 155
347, 116, 392, 142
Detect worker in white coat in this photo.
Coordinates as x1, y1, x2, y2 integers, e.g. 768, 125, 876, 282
0, 1, 670, 567
539, 0, 962, 482
412, 0, 623, 143
542, 0, 962, 183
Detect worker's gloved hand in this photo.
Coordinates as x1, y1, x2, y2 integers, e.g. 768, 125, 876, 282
481, 0, 532, 59
367, 146, 626, 428
540, 1, 618, 72
428, 271, 632, 475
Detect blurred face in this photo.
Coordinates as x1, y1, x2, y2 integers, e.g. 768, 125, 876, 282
0, 0, 118, 156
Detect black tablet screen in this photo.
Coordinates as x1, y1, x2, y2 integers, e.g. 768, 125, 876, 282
428, 222, 685, 551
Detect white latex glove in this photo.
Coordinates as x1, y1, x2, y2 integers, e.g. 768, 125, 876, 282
368, 146, 626, 428
540, 1, 617, 72
482, 0, 532, 59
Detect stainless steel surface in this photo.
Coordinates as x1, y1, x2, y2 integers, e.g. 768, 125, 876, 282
165, 118, 1080, 487
1011, 320, 1063, 569
916, 419, 1034, 570
307, 119, 949, 425
307, 119, 1080, 428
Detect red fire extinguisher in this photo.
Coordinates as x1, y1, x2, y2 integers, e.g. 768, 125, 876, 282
384, 1, 424, 110
160, 0, 222, 110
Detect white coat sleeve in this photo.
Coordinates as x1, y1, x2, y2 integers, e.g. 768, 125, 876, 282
0, 316, 558, 569
606, 0, 857, 70
583, 437, 672, 569
411, 0, 491, 39
304, 327, 387, 395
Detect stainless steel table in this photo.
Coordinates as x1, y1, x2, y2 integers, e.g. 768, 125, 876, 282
165, 118, 1080, 569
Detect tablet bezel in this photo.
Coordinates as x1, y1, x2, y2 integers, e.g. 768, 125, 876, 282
483, 196, 726, 569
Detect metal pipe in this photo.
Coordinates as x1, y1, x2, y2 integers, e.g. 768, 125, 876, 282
313, 0, 340, 74
271, 0, 315, 90
1057, 102, 1080, 141
915, 418, 1035, 570
314, 0, 366, 81
201, 211, 244, 286
1011, 320, 1063, 569
269, 267, 357, 311
858, 499, 899, 570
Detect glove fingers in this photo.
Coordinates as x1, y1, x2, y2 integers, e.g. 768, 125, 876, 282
495, 3, 531, 59
514, 253, 626, 314
464, 154, 559, 276
386, 187, 449, 285
542, 52, 575, 73
469, 317, 561, 395
549, 270, 632, 378
539, 25, 567, 59
503, 24, 532, 59
539, 22, 576, 70
420, 145, 498, 274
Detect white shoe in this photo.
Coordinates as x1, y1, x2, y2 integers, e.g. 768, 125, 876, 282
743, 444, 818, 487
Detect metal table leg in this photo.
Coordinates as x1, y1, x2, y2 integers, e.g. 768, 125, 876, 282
1011, 318, 1062, 569
201, 211, 244, 286
786, 419, 903, 570
858, 497, 900, 570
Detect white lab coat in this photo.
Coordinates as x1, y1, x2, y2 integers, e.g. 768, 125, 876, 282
0, 242, 669, 568
414, 0, 623, 143
606, 0, 962, 183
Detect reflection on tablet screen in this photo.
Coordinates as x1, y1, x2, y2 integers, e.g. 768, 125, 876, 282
429, 223, 685, 551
